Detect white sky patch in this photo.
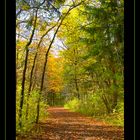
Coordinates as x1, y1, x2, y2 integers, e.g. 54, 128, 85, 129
47, 29, 65, 57
52, 37, 65, 58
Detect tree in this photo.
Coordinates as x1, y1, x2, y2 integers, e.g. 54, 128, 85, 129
16, 0, 66, 128
58, 0, 124, 113
35, 1, 84, 123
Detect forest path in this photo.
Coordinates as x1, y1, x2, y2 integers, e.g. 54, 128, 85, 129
17, 107, 124, 140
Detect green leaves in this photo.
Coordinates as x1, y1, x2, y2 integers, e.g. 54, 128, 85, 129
54, 0, 66, 9
22, 4, 30, 10
16, 89, 48, 132
16, 0, 124, 133
60, 0, 124, 123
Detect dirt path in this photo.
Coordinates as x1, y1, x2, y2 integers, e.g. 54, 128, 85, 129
17, 107, 124, 140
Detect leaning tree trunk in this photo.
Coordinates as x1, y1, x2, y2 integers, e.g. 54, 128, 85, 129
35, 28, 59, 123
25, 25, 56, 119
35, 3, 83, 123
31, 65, 38, 91
18, 9, 38, 127
101, 94, 112, 114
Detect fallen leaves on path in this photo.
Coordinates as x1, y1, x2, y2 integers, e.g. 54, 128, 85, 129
17, 107, 124, 140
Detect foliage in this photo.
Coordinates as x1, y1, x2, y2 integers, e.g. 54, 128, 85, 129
16, 85, 49, 132
61, 0, 124, 127
16, 0, 124, 134
64, 96, 124, 126
64, 98, 80, 111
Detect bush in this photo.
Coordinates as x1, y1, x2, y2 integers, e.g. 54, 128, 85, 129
16, 88, 49, 133
64, 98, 80, 111
64, 94, 106, 116
64, 94, 124, 127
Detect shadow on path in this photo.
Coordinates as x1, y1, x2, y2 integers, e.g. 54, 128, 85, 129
17, 107, 124, 140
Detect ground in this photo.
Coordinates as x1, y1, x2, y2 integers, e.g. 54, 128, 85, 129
17, 107, 124, 140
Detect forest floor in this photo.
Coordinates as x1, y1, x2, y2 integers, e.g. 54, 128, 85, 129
17, 107, 124, 140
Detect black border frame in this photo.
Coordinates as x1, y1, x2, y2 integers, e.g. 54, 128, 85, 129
6, 0, 16, 139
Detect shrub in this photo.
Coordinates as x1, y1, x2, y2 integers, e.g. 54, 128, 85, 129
16, 88, 49, 133
64, 94, 124, 127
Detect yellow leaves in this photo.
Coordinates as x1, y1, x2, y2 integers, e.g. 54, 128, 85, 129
46, 55, 64, 93
22, 4, 30, 11
70, 8, 79, 18
59, 5, 87, 42
16, 40, 27, 49
105, 0, 111, 3
40, 24, 46, 31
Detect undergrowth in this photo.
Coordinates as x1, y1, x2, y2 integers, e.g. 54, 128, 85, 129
64, 97, 124, 127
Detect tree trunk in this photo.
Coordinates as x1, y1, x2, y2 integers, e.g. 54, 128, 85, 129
18, 9, 38, 127
52, 92, 55, 106
111, 66, 118, 112
101, 94, 111, 114
36, 95, 41, 124
25, 17, 57, 120
18, 48, 29, 127
74, 49, 80, 99
74, 77, 80, 99
106, 52, 118, 113
35, 3, 84, 123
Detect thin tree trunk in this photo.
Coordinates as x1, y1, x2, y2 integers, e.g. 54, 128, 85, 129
35, 3, 83, 123
111, 65, 118, 112
110, 0, 122, 112
25, 24, 58, 119
52, 92, 55, 106
18, 9, 38, 127
29, 23, 57, 93
74, 75, 80, 99
31, 67, 37, 91
106, 20, 119, 113
101, 94, 111, 114
73, 49, 80, 99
